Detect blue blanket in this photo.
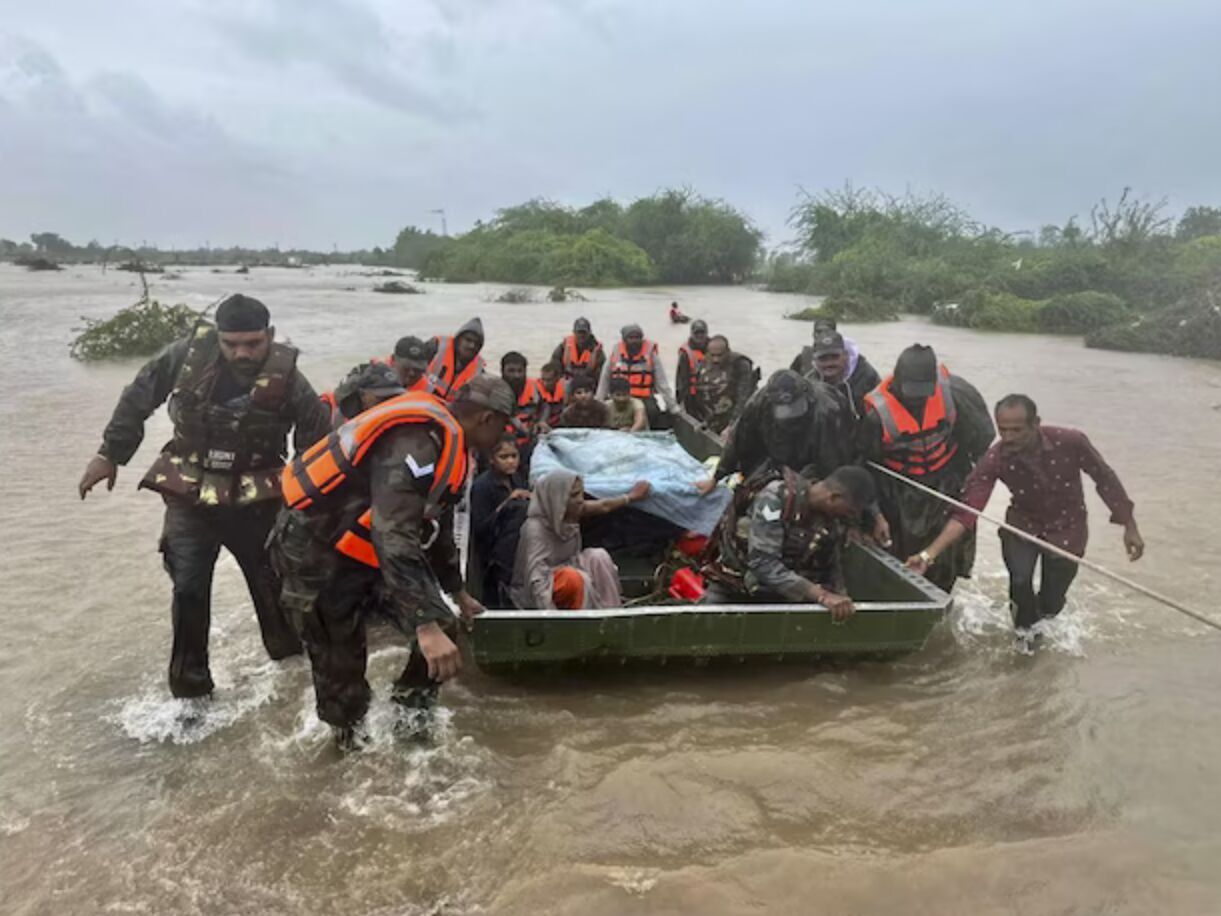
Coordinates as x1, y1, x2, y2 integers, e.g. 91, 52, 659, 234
528, 429, 730, 536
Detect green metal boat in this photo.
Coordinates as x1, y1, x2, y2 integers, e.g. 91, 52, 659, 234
468, 413, 950, 671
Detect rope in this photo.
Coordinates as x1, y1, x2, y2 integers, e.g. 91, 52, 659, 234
867, 461, 1221, 634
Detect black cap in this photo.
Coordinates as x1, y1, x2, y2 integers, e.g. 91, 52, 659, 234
393, 335, 429, 369
812, 316, 838, 336
574, 317, 591, 332
768, 370, 809, 421
812, 331, 845, 358
336, 363, 405, 400
691, 319, 708, 334
895, 344, 938, 399
216, 294, 269, 332
454, 374, 516, 417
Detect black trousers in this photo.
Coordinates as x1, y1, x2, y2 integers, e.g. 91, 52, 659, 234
999, 531, 1080, 630
159, 498, 302, 698
271, 515, 439, 729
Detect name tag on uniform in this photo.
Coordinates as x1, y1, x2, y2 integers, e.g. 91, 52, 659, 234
205, 448, 237, 470
406, 454, 435, 478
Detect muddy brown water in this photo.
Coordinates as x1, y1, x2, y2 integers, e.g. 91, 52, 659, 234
2, 265, 1220, 915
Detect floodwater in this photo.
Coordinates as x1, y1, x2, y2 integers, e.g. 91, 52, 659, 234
2, 263, 1221, 915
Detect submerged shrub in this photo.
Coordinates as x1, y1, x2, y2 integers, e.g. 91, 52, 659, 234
1037, 291, 1131, 333
71, 296, 202, 361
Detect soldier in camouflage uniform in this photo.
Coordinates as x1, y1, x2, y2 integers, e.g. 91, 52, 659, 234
79, 294, 331, 700
703, 465, 878, 621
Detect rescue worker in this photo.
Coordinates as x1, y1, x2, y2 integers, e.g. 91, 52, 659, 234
320, 363, 406, 427
803, 330, 880, 422
860, 344, 994, 592
713, 370, 852, 485
501, 351, 537, 447
425, 317, 486, 400
702, 465, 877, 621
552, 317, 605, 381
908, 394, 1143, 644
391, 336, 433, 393
688, 334, 759, 435
597, 323, 677, 429
790, 317, 879, 400
272, 376, 515, 749
675, 319, 710, 412
534, 361, 568, 430
78, 294, 331, 701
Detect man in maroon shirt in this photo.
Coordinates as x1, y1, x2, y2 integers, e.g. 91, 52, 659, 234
907, 394, 1144, 636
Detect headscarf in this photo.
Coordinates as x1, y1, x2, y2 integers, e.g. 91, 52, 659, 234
529, 470, 582, 544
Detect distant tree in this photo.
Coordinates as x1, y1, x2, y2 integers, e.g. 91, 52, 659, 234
30, 232, 72, 254
1089, 188, 1171, 250
1176, 206, 1221, 242
392, 225, 450, 269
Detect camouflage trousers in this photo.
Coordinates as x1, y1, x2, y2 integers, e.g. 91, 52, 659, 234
269, 511, 440, 729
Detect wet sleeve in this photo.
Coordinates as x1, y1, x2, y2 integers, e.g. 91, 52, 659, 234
746, 488, 815, 601
470, 474, 500, 546
288, 371, 333, 455
98, 339, 187, 465
1075, 432, 1135, 525
856, 409, 885, 466
949, 446, 1001, 530
367, 428, 452, 629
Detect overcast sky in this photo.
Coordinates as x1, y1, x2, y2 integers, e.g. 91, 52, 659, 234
2, 0, 1219, 250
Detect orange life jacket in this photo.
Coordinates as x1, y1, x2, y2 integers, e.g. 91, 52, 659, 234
678, 343, 706, 397
426, 336, 485, 401
863, 365, 959, 477
282, 393, 469, 568
610, 340, 658, 399
561, 335, 601, 376
509, 379, 539, 446
535, 377, 567, 427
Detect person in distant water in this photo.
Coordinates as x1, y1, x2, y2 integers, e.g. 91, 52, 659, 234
320, 362, 406, 427
470, 435, 531, 608
675, 319, 710, 412
859, 344, 994, 592
791, 317, 878, 392
392, 335, 432, 392
501, 351, 537, 448
909, 394, 1143, 642
688, 334, 759, 435
803, 330, 880, 422
511, 470, 651, 610
703, 465, 877, 621
533, 361, 568, 431
713, 370, 852, 485
272, 376, 514, 750
557, 374, 610, 429
669, 301, 690, 324
606, 376, 648, 432
78, 294, 331, 701
425, 317, 486, 401
597, 323, 677, 428
552, 317, 605, 381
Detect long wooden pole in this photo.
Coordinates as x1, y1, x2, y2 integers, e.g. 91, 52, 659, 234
867, 461, 1221, 634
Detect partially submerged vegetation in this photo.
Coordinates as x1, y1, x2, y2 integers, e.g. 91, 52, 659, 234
416, 190, 762, 287
372, 280, 422, 294
70, 280, 202, 361
763, 187, 1221, 359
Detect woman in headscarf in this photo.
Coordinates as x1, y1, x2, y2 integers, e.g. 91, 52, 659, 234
511, 470, 651, 610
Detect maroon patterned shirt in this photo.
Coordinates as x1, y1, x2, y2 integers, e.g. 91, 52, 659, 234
950, 426, 1135, 556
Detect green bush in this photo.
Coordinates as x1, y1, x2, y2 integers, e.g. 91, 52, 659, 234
820, 291, 899, 322
932, 289, 1043, 332
546, 229, 656, 286
71, 297, 202, 361
1037, 291, 1131, 333
1086, 297, 1221, 359
1172, 236, 1221, 292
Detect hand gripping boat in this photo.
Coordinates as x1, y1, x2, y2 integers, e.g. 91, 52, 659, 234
466, 414, 951, 672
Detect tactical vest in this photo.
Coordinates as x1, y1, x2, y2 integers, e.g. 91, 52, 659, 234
863, 366, 959, 477
282, 393, 470, 568
139, 323, 297, 507
609, 340, 658, 399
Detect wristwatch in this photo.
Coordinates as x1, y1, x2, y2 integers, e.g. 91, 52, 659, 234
918, 550, 934, 565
